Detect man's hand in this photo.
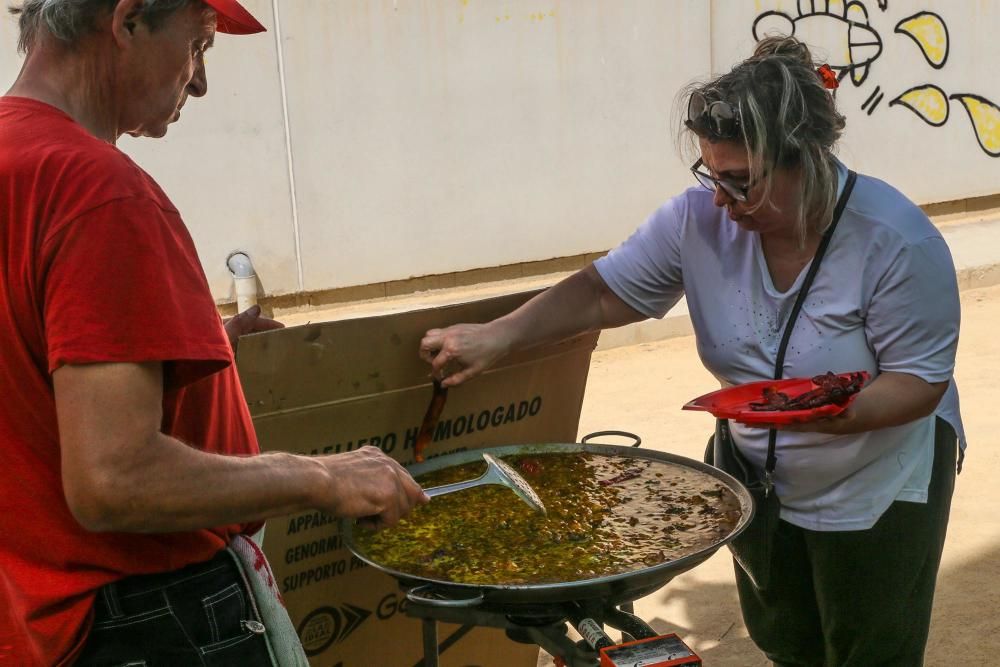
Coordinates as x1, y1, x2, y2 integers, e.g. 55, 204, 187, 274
314, 446, 429, 528
223, 304, 284, 351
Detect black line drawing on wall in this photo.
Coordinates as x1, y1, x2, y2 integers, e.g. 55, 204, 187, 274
752, 0, 1000, 157
752, 1, 882, 86
888, 84, 949, 126
948, 95, 1000, 157
862, 86, 885, 116
895, 11, 949, 68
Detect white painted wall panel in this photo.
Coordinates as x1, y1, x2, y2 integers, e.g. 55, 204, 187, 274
0, 11, 19, 86
2, 1, 998, 301
279, 0, 710, 290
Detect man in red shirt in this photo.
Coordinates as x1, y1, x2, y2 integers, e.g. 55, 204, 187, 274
0, 1, 427, 664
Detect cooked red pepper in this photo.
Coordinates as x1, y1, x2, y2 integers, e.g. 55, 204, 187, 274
749, 371, 866, 412
414, 380, 448, 462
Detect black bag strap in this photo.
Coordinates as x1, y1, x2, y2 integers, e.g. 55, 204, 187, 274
763, 170, 857, 495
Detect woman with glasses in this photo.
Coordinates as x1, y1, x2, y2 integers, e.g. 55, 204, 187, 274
420, 36, 962, 666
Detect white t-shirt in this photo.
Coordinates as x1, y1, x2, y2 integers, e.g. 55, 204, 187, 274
594, 164, 963, 531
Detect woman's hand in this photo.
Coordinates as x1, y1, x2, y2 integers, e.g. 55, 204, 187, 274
417, 266, 645, 388
419, 322, 512, 388
738, 409, 858, 435
738, 371, 948, 435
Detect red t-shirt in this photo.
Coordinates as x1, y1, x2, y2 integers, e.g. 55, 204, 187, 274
0, 97, 261, 665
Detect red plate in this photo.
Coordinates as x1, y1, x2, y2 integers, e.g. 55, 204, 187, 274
682, 371, 871, 425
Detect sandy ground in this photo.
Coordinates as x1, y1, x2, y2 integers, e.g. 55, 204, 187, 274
538, 283, 1000, 666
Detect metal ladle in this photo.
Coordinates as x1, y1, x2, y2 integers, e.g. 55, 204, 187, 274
424, 452, 547, 515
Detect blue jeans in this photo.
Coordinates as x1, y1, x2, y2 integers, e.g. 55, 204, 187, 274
76, 548, 272, 666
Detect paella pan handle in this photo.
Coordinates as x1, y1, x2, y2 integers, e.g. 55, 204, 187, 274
580, 430, 642, 448
405, 584, 484, 608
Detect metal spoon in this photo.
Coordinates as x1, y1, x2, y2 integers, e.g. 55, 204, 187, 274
424, 453, 547, 515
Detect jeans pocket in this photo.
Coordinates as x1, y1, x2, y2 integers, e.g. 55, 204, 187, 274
91, 606, 172, 631
199, 631, 270, 666
77, 606, 190, 666
202, 583, 247, 644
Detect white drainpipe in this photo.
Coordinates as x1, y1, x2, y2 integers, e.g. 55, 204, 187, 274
226, 251, 258, 313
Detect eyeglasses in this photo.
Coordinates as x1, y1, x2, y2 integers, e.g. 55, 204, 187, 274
690, 158, 753, 202
685, 91, 742, 140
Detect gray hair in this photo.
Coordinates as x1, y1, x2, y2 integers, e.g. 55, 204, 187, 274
9, 0, 194, 53
679, 36, 847, 245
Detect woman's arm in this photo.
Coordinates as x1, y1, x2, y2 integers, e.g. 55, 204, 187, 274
420, 264, 646, 387
772, 233, 959, 435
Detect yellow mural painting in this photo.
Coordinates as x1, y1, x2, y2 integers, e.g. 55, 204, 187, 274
894, 12, 949, 68
950, 95, 1000, 157
889, 85, 949, 126
753, 1, 1000, 157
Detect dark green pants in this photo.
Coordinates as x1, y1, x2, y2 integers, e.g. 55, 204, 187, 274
735, 419, 957, 667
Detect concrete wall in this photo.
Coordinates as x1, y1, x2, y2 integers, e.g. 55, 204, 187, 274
3, 0, 999, 303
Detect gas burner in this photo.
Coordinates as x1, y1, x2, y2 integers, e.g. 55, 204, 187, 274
403, 594, 659, 667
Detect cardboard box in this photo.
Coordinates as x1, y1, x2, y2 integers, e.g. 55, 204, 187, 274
236, 291, 599, 666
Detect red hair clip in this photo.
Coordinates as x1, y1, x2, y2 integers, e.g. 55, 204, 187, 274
816, 64, 839, 90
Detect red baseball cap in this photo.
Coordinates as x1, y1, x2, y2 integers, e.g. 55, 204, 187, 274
204, 0, 266, 35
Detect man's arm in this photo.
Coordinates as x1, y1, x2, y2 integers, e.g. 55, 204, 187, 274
54, 361, 426, 533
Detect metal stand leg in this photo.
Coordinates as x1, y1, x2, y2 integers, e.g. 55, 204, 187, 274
421, 618, 439, 667
524, 624, 596, 667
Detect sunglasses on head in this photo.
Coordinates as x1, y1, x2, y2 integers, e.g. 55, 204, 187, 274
686, 91, 742, 140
